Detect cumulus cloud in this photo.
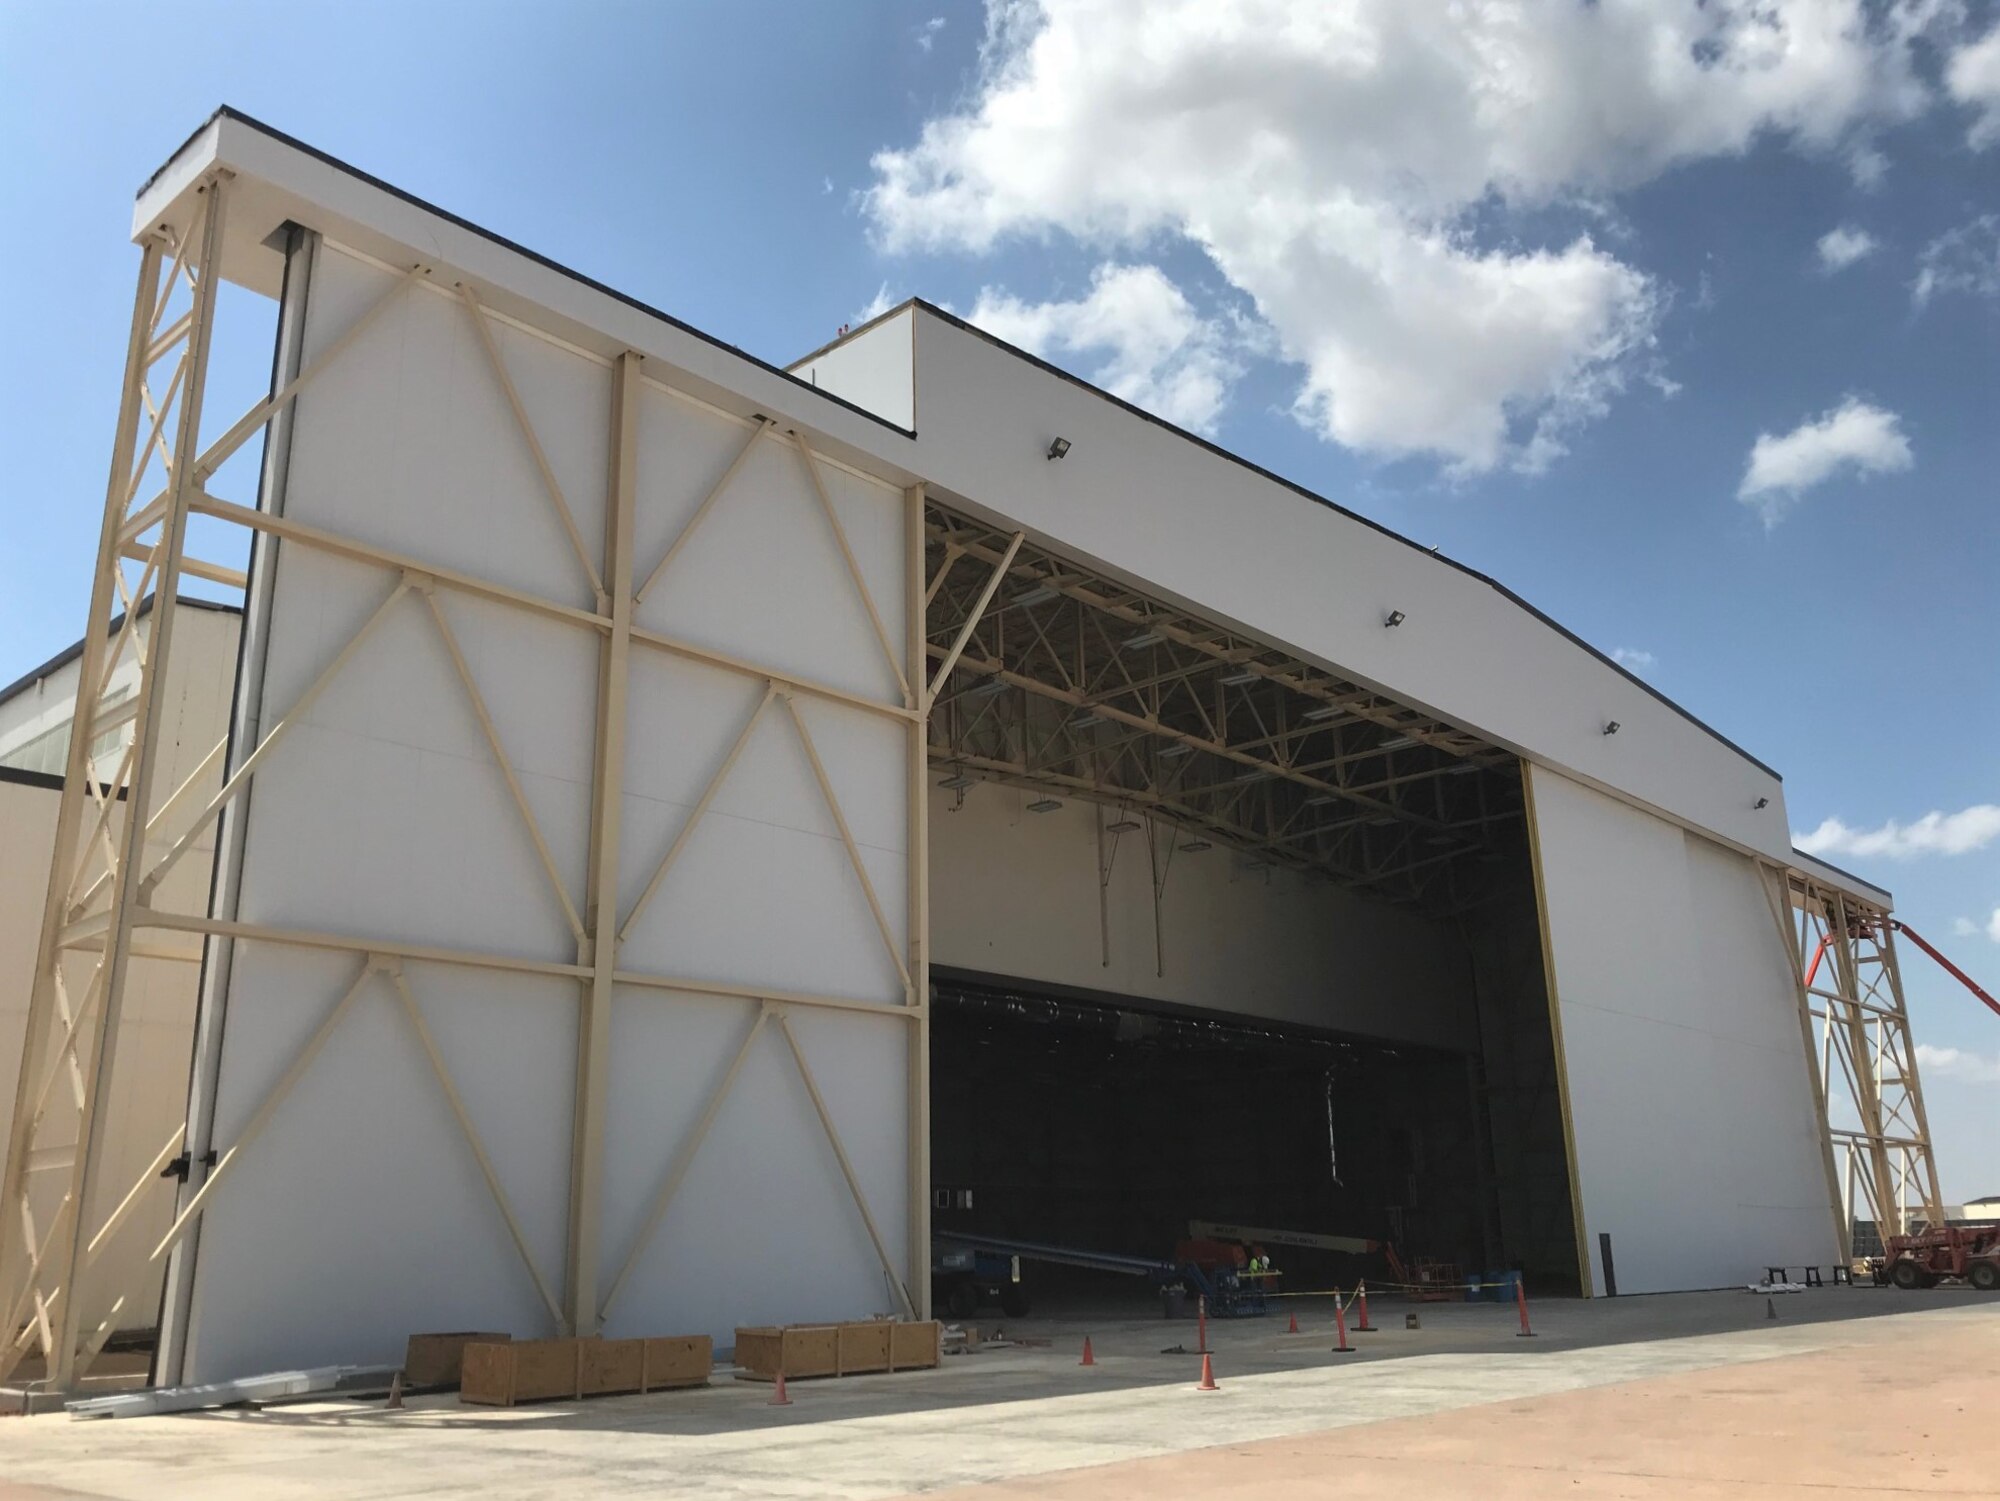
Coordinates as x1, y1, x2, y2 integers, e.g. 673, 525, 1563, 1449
1816, 225, 1878, 271
1914, 215, 2000, 306
867, 1, 1941, 472
1993, 906, 2000, 944
1946, 21, 2000, 147
1916, 1043, 2000, 1084
1737, 398, 1911, 524
1611, 647, 1658, 672
967, 263, 1242, 431
916, 15, 946, 52
853, 283, 901, 325
1794, 803, 2000, 860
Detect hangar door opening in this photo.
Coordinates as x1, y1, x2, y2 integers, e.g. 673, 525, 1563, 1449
921, 509, 1582, 1304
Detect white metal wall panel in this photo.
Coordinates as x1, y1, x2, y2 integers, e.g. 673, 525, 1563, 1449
180, 245, 915, 1380
1528, 765, 1835, 1294
929, 781, 1472, 1049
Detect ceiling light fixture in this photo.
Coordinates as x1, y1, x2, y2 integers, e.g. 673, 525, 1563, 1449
1178, 838, 1213, 853
1305, 794, 1337, 807
1158, 742, 1194, 759
1383, 610, 1406, 628
1027, 797, 1062, 813
964, 678, 1008, 699
1012, 585, 1059, 608
1124, 630, 1164, 649
937, 771, 974, 790
1377, 735, 1416, 752
1106, 818, 1142, 834
1302, 704, 1344, 721
1046, 436, 1072, 461
1234, 766, 1270, 782
1070, 709, 1104, 726
1220, 668, 1258, 686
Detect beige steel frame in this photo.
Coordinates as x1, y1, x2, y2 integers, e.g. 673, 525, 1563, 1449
1771, 871, 1943, 1254
0, 180, 945, 1391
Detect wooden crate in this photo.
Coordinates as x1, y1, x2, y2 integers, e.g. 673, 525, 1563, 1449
460, 1334, 713, 1406
734, 1322, 940, 1381
734, 1324, 839, 1381
403, 1331, 511, 1388
837, 1321, 891, 1375
641, 1335, 712, 1391
888, 1320, 940, 1371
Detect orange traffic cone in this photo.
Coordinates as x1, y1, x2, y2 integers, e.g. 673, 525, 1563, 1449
769, 1370, 792, 1406
1080, 1336, 1096, 1366
1196, 1352, 1218, 1391
1286, 1310, 1299, 1334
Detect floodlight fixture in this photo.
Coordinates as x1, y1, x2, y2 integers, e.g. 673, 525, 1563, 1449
1046, 436, 1072, 460
1754, 796, 1770, 809
1603, 721, 1621, 736
1383, 609, 1406, 628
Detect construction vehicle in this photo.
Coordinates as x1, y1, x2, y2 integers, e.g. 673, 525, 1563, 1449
1878, 1223, 2000, 1291
932, 1241, 1032, 1319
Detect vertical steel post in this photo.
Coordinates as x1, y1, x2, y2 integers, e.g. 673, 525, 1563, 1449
567, 349, 638, 1334
904, 484, 931, 1318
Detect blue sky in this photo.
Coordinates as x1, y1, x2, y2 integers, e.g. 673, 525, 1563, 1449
2, 2, 1995, 1197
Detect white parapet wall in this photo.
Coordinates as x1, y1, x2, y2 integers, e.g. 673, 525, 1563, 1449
1527, 765, 1838, 1293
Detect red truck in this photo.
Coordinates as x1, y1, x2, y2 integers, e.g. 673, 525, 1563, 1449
1880, 1224, 2000, 1290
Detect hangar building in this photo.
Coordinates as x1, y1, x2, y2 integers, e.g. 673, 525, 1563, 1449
1, 110, 1942, 1392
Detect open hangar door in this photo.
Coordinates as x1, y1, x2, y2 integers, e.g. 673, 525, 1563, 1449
920, 510, 1584, 1310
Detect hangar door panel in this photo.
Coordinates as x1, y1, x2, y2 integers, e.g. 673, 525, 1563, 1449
1527, 766, 1833, 1295
178, 243, 918, 1382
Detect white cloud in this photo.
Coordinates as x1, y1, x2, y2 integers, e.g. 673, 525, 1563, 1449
916, 15, 947, 52
867, 1, 1941, 473
853, 282, 901, 325
1946, 21, 2000, 147
1917, 1043, 2000, 1085
1737, 398, 1911, 524
1611, 647, 1658, 672
1914, 215, 2000, 306
1816, 224, 1878, 271
1794, 803, 2000, 860
1992, 906, 2000, 944
966, 263, 1242, 431
1952, 916, 1980, 938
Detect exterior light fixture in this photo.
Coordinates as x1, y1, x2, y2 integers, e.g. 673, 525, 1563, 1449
1027, 797, 1062, 813
1384, 610, 1406, 628
1754, 796, 1770, 809
1178, 838, 1213, 852
1106, 818, 1142, 834
1012, 585, 1059, 608
1124, 630, 1164, 649
937, 771, 974, 790
1220, 668, 1258, 686
1046, 436, 1072, 460
1603, 721, 1621, 736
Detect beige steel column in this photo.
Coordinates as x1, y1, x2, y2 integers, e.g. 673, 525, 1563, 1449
1826, 891, 1901, 1240
904, 484, 932, 1317
0, 234, 167, 1361
567, 350, 639, 1333
1872, 923, 1945, 1225
53, 174, 232, 1386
